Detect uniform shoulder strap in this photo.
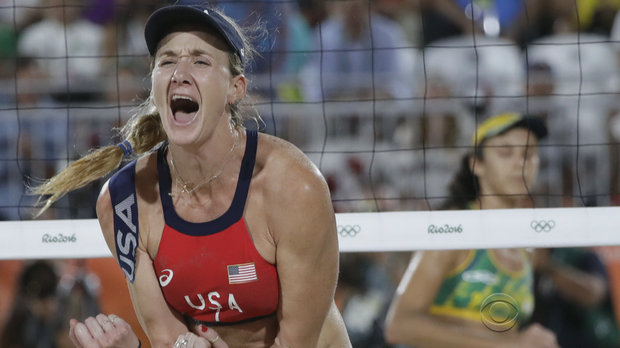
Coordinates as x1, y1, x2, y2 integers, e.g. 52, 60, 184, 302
108, 160, 140, 283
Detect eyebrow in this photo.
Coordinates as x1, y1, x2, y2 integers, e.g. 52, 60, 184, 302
157, 48, 214, 59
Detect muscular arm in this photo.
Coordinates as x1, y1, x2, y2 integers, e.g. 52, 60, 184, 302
265, 150, 340, 348
384, 250, 512, 348
97, 181, 188, 348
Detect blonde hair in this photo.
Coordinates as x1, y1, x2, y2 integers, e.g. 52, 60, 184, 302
31, 109, 167, 215
32, 7, 260, 216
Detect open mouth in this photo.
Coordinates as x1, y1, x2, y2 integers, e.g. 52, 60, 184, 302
170, 95, 199, 125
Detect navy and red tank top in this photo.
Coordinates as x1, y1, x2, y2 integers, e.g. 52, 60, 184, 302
109, 130, 279, 326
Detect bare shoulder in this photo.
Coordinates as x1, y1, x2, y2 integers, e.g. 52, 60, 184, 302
255, 133, 328, 199
416, 249, 468, 274
254, 133, 335, 242
96, 179, 112, 226
399, 249, 465, 289
96, 178, 116, 256
420, 249, 463, 264
392, 250, 466, 312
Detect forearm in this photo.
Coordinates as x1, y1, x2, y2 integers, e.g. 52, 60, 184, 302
386, 313, 513, 348
148, 336, 180, 348
133, 305, 188, 348
550, 265, 606, 307
126, 264, 188, 348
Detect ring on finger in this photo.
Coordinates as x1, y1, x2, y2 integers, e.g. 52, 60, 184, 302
109, 315, 116, 324
181, 339, 189, 347
208, 335, 220, 344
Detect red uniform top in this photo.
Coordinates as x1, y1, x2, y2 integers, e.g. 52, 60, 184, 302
152, 130, 279, 325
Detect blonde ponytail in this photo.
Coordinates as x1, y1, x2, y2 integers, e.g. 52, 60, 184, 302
32, 111, 167, 216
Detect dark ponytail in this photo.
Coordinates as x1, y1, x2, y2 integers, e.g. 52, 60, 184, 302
441, 152, 481, 210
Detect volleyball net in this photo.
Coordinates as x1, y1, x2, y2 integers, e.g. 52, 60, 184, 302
0, 207, 619, 260
2, 0, 620, 260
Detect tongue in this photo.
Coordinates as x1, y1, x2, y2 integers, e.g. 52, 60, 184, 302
174, 111, 197, 125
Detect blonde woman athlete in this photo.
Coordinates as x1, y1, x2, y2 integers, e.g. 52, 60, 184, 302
35, 4, 351, 348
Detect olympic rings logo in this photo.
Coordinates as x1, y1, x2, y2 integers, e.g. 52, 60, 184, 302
337, 225, 361, 237
530, 220, 556, 232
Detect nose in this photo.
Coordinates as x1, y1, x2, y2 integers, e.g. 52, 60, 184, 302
512, 153, 524, 169
171, 60, 192, 85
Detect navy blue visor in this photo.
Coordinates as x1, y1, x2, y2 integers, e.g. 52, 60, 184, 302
145, 5, 245, 66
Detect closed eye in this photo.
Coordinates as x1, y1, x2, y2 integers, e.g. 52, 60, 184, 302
497, 148, 512, 157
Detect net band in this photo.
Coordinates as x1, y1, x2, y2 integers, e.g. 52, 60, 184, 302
1, 207, 618, 260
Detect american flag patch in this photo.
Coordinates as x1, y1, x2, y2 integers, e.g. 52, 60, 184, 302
227, 263, 258, 284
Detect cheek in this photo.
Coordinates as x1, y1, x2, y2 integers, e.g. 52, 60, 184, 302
525, 158, 540, 182
477, 161, 502, 188
151, 70, 169, 105
201, 74, 229, 98
488, 166, 508, 187
487, 160, 515, 190
485, 158, 508, 178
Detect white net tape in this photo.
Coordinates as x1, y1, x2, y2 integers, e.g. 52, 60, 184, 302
1, 206, 619, 260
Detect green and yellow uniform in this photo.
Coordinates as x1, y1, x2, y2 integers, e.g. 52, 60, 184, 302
429, 249, 534, 328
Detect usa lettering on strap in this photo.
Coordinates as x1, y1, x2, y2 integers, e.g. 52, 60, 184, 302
109, 161, 140, 283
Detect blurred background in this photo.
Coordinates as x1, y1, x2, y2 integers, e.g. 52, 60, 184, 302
3, 0, 620, 347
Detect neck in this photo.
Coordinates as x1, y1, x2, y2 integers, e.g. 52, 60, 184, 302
167, 127, 241, 191
475, 193, 523, 210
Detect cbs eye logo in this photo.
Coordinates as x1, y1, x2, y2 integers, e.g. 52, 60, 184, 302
480, 293, 519, 332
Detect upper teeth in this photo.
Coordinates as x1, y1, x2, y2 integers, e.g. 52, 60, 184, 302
172, 95, 194, 102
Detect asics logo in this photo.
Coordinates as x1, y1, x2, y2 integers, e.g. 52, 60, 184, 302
159, 269, 174, 287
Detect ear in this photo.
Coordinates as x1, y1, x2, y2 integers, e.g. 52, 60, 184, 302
469, 154, 485, 178
228, 74, 247, 105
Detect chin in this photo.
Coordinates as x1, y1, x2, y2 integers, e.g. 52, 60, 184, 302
165, 121, 201, 146
506, 188, 532, 200
168, 131, 201, 147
